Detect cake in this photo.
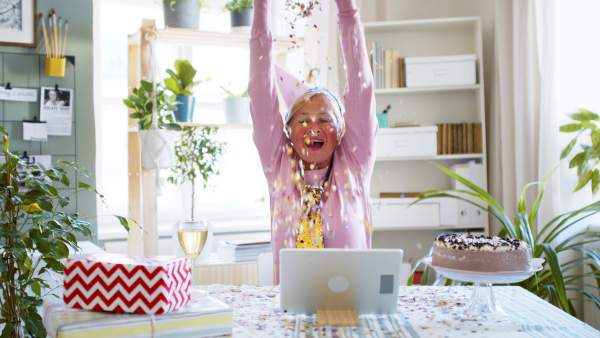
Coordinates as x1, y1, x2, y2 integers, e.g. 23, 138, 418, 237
432, 234, 532, 272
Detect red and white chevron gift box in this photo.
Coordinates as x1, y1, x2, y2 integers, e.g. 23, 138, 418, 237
63, 253, 191, 314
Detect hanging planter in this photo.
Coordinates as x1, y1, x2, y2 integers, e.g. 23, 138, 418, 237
163, 0, 202, 29
123, 79, 182, 170
139, 129, 179, 169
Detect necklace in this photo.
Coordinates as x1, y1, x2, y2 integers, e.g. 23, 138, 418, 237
296, 160, 332, 249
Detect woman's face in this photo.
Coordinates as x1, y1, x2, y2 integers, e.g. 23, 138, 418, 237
48, 90, 57, 101
288, 95, 339, 170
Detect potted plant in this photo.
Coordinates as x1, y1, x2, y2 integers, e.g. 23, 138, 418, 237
224, 0, 253, 32
163, 0, 206, 29
0, 127, 134, 337
559, 108, 600, 196
164, 60, 205, 123
124, 80, 182, 169
409, 162, 600, 316
220, 84, 250, 124
167, 126, 225, 263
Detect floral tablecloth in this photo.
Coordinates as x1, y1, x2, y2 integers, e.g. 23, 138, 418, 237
203, 285, 600, 337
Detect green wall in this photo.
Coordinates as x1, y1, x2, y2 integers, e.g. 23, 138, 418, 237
0, 0, 97, 241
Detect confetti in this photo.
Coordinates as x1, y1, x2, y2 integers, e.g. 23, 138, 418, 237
259, 55, 263, 60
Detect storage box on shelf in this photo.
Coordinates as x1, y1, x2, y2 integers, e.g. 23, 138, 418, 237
364, 17, 489, 265
404, 54, 476, 88
376, 126, 438, 159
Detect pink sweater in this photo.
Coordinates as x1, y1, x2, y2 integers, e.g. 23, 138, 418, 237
248, 0, 376, 284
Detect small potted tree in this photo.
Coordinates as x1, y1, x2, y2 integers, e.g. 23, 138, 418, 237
163, 0, 206, 29
164, 60, 205, 123
224, 0, 254, 32
0, 127, 133, 337
124, 79, 182, 169
220, 84, 250, 124
167, 126, 225, 263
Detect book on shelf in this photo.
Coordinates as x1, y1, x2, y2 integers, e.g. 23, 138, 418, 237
462, 122, 469, 154
392, 50, 400, 88
384, 49, 393, 89
378, 47, 384, 89
474, 123, 482, 153
218, 239, 271, 262
436, 123, 443, 155
399, 56, 405, 88
467, 123, 474, 153
370, 41, 377, 87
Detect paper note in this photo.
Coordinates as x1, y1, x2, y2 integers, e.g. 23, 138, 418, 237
39, 87, 74, 136
23, 122, 48, 142
0, 87, 38, 102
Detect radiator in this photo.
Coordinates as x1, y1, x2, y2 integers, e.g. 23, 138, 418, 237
103, 241, 258, 285
194, 258, 258, 285
584, 240, 600, 330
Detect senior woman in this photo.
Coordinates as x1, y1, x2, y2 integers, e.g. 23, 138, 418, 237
248, 0, 376, 284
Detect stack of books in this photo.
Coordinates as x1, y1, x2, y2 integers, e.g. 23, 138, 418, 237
218, 239, 271, 262
436, 122, 482, 155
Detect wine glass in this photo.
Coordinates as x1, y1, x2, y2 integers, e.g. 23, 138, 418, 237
177, 219, 209, 284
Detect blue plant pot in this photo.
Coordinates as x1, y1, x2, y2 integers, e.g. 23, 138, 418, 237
376, 113, 388, 128
174, 95, 196, 123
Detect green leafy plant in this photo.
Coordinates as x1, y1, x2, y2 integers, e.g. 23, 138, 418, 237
219, 84, 248, 98
409, 162, 600, 316
167, 126, 225, 219
164, 60, 206, 97
124, 80, 182, 131
560, 108, 600, 196
0, 127, 134, 337
224, 0, 253, 13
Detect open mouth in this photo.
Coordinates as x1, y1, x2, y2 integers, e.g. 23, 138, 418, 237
306, 138, 324, 149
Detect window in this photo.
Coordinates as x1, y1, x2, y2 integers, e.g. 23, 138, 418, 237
555, 0, 600, 212
93, 0, 280, 240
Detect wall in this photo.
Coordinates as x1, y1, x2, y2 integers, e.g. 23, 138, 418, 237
0, 0, 97, 241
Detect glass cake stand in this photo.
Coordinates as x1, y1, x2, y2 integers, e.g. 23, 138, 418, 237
422, 257, 544, 321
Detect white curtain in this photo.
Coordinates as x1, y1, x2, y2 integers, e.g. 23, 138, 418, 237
490, 0, 558, 235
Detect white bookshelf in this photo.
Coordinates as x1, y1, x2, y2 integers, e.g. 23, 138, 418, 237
364, 17, 489, 262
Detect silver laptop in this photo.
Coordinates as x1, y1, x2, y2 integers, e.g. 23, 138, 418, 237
280, 248, 403, 315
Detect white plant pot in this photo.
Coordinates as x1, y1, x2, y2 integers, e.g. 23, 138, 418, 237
138, 129, 179, 169
224, 97, 251, 124
172, 221, 213, 265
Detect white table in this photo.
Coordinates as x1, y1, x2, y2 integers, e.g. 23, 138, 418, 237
203, 284, 600, 337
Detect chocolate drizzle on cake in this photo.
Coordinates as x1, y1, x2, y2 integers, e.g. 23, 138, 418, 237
435, 234, 529, 252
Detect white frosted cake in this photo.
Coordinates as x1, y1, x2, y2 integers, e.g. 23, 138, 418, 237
432, 234, 532, 272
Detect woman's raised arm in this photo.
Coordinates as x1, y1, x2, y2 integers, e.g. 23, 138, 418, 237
248, 0, 285, 172
334, 0, 377, 167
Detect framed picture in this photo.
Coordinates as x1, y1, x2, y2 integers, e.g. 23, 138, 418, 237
0, 0, 37, 47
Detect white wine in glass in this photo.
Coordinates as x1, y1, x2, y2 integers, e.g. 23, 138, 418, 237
177, 220, 209, 284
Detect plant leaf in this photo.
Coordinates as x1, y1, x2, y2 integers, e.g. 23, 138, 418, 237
560, 123, 583, 132
541, 243, 570, 312
561, 138, 578, 159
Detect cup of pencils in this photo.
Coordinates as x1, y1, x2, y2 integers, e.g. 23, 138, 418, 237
40, 10, 68, 77
376, 104, 390, 128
